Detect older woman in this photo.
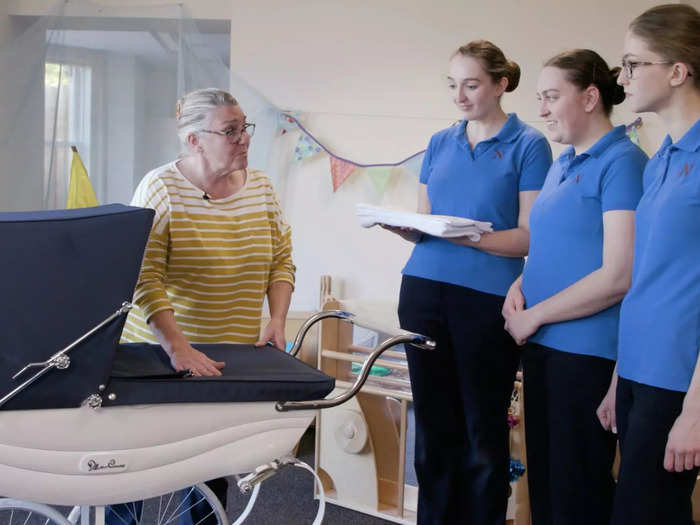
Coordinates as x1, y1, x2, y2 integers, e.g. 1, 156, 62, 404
113, 87, 295, 524
122, 88, 295, 375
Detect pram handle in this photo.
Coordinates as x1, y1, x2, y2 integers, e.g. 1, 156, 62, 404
287, 310, 354, 358
277, 311, 435, 412
286, 309, 428, 358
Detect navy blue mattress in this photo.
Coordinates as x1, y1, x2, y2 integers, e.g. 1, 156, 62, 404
105, 343, 335, 405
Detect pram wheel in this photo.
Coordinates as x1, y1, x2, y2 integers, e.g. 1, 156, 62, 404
103, 483, 227, 525
0, 498, 73, 525
0, 483, 229, 525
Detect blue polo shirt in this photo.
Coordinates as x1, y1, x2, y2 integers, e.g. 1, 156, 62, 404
402, 113, 552, 296
618, 118, 700, 392
521, 126, 646, 360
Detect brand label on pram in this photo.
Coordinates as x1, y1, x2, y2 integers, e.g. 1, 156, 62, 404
79, 455, 128, 474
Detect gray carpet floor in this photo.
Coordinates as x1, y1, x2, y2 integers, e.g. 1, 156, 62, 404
223, 427, 396, 524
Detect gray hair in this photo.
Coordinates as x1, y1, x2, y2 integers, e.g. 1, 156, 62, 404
175, 88, 238, 151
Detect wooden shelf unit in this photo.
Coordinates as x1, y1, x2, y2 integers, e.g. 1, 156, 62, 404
313, 276, 531, 524
314, 283, 416, 523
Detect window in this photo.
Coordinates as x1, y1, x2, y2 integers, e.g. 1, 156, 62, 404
44, 61, 92, 208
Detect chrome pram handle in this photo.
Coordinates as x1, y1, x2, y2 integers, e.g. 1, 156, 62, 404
286, 310, 353, 358
276, 310, 435, 412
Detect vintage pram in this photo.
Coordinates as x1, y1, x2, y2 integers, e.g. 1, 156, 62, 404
0, 205, 434, 525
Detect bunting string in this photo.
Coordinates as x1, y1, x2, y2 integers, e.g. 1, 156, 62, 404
282, 113, 426, 168
279, 111, 643, 194
283, 112, 643, 169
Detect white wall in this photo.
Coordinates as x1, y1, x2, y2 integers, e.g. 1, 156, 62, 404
104, 60, 180, 204
0, 0, 678, 312
0, 12, 44, 211
103, 54, 137, 204
228, 0, 665, 310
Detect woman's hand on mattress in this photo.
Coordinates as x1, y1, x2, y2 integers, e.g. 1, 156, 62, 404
256, 318, 286, 350
502, 278, 525, 320
503, 308, 540, 346
664, 410, 700, 472
596, 376, 617, 433
171, 344, 226, 377
380, 224, 422, 243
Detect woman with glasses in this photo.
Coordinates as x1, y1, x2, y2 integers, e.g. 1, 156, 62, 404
122, 87, 294, 372
502, 49, 646, 525
114, 87, 295, 525
385, 40, 552, 525
609, 5, 700, 524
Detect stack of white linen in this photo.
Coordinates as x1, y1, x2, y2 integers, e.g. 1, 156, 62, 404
356, 203, 492, 241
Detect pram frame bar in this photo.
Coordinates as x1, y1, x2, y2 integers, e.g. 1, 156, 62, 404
287, 310, 354, 358
0, 302, 133, 410
276, 310, 436, 412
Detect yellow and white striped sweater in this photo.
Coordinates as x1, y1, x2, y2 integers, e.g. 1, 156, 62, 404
122, 162, 295, 345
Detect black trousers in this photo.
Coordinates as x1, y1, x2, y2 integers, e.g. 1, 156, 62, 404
611, 377, 698, 525
398, 275, 519, 525
521, 342, 616, 525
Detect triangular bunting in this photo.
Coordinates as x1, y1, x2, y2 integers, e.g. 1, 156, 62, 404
626, 127, 640, 146
625, 117, 642, 147
367, 167, 393, 196
278, 112, 299, 136
330, 157, 357, 192
402, 152, 425, 177
293, 133, 322, 163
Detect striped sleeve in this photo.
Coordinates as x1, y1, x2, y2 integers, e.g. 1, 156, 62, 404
266, 180, 296, 290
130, 173, 174, 321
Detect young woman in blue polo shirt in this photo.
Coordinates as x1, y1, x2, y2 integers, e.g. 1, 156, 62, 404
608, 5, 700, 524
387, 40, 552, 525
502, 50, 647, 524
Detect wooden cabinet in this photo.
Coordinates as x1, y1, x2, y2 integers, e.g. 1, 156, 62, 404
314, 292, 417, 523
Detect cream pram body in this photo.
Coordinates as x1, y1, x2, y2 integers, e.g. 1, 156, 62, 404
0, 205, 432, 523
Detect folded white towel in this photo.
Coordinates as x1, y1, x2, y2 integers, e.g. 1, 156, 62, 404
356, 203, 492, 241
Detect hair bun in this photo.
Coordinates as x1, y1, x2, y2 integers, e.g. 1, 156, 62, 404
611, 84, 626, 105
609, 66, 622, 86
608, 67, 626, 105
505, 60, 521, 92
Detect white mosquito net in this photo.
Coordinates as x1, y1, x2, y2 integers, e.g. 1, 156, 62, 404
0, 0, 279, 211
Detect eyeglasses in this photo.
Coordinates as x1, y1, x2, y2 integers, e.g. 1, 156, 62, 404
200, 122, 256, 143
620, 59, 672, 79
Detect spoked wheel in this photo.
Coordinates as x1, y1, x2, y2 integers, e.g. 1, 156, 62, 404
74, 483, 228, 525
0, 498, 73, 525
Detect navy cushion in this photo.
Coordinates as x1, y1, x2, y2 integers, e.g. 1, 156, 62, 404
105, 343, 335, 405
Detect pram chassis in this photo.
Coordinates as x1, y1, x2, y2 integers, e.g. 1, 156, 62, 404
0, 308, 434, 523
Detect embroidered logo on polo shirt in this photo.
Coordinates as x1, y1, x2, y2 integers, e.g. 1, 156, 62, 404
575, 173, 583, 183
494, 150, 503, 159
679, 163, 694, 178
